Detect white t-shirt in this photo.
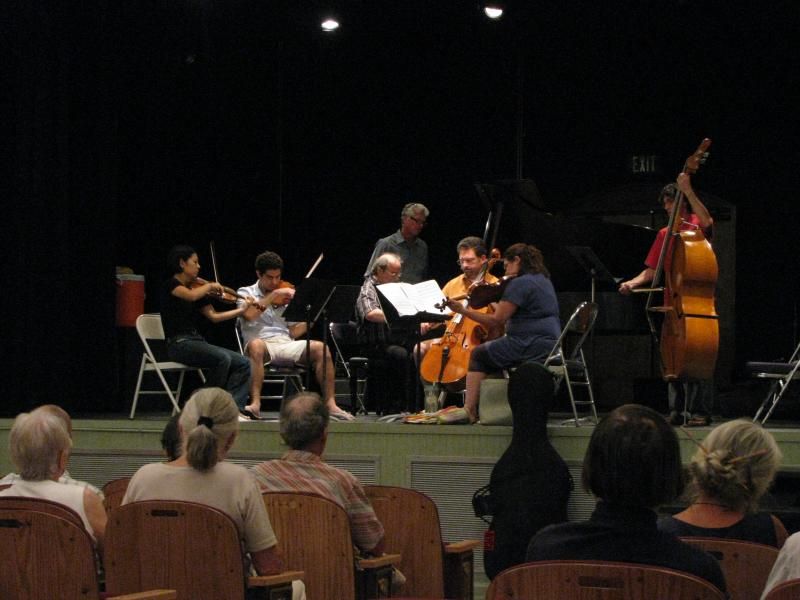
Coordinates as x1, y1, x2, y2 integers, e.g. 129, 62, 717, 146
0, 478, 97, 542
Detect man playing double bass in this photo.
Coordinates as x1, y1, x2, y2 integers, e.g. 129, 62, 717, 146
618, 173, 714, 426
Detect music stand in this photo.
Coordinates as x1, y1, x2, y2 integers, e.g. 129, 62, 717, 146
376, 289, 450, 413
565, 246, 619, 303
283, 278, 336, 390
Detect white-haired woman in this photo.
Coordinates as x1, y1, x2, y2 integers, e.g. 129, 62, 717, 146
0, 407, 107, 552
659, 419, 786, 547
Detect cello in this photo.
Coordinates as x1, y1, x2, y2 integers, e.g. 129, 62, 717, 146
646, 139, 719, 381
420, 250, 501, 389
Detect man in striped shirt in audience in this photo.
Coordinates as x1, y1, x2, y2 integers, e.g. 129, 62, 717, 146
251, 391, 385, 555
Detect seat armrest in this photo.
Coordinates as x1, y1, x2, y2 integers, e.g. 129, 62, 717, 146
357, 553, 401, 569
444, 539, 480, 554
247, 570, 305, 587
107, 591, 177, 600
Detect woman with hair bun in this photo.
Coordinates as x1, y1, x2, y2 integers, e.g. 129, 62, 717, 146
659, 419, 787, 547
123, 388, 303, 599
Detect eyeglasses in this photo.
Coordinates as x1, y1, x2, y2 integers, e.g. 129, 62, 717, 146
408, 216, 427, 227
456, 258, 479, 266
386, 269, 402, 278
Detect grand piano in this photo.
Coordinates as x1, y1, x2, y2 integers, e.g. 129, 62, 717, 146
477, 179, 669, 410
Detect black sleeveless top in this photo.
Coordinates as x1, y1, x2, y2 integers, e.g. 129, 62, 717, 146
658, 511, 780, 547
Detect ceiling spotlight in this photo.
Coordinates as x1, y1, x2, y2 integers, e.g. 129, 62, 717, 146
321, 17, 340, 32
483, 3, 504, 19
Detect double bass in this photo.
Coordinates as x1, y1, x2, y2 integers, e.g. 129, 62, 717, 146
646, 139, 719, 381
419, 251, 501, 389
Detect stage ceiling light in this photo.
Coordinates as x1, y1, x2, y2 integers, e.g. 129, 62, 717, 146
483, 3, 505, 19
321, 17, 340, 32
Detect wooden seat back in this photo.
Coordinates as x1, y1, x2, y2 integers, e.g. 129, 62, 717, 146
105, 500, 248, 600
0, 495, 84, 528
764, 578, 800, 600
263, 491, 358, 600
0, 507, 100, 599
487, 560, 726, 599
366, 485, 447, 597
102, 476, 131, 513
681, 537, 779, 600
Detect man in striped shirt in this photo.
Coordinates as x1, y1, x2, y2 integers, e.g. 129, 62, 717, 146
251, 392, 385, 555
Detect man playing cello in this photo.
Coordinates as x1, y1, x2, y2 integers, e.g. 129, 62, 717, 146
420, 237, 501, 403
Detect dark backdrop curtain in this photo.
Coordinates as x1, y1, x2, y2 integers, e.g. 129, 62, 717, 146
5, 1, 119, 415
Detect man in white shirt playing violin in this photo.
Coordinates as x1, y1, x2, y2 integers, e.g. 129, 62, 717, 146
237, 250, 354, 421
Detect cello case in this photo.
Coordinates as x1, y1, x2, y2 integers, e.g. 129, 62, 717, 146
483, 361, 573, 579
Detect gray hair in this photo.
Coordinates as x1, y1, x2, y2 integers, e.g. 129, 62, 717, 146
179, 388, 240, 472
687, 419, 782, 512
9, 408, 72, 481
279, 392, 329, 449
371, 252, 402, 276
401, 203, 429, 219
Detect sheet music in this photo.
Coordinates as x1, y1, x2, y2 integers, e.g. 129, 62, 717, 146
377, 280, 451, 317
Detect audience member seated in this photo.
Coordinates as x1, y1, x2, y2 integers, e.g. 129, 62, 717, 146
160, 413, 182, 461
123, 387, 304, 600
525, 404, 726, 594
659, 419, 787, 547
762, 531, 800, 598
0, 404, 104, 500
0, 406, 107, 553
251, 391, 404, 590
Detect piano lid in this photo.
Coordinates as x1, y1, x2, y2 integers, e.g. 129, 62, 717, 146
478, 179, 656, 333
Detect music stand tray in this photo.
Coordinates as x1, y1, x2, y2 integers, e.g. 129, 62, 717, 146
326, 285, 361, 324
282, 278, 336, 326
565, 245, 619, 302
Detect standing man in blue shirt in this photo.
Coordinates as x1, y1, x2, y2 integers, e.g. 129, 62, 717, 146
364, 203, 429, 284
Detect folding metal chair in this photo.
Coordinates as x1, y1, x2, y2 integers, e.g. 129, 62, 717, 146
749, 338, 800, 424
329, 322, 368, 414
130, 314, 205, 419
234, 323, 304, 405
543, 301, 600, 426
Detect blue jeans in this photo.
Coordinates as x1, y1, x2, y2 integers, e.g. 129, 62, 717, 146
167, 335, 251, 410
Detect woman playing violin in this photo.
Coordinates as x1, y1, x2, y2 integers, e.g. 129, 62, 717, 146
160, 245, 254, 413
443, 243, 560, 423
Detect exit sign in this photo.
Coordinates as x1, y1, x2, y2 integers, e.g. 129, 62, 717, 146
630, 155, 659, 174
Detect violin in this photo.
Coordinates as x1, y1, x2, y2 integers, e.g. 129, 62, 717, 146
190, 278, 252, 306
270, 280, 295, 307
435, 248, 505, 310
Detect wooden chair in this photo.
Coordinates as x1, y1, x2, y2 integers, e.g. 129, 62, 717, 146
102, 476, 131, 513
104, 500, 302, 600
681, 537, 779, 600
364, 485, 480, 599
263, 491, 401, 600
0, 506, 175, 600
486, 560, 726, 599
0, 495, 85, 527
763, 578, 800, 600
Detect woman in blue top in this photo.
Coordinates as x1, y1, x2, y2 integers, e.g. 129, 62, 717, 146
444, 243, 560, 423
